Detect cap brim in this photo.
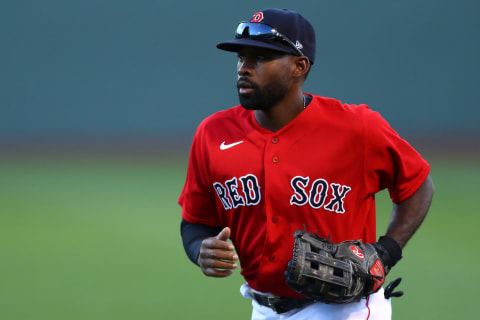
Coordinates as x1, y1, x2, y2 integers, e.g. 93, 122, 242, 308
216, 38, 297, 55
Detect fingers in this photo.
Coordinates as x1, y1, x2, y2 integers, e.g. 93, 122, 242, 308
200, 255, 238, 277
203, 268, 234, 277
199, 239, 236, 265
199, 250, 238, 277
198, 227, 238, 277
216, 227, 231, 242
201, 247, 238, 262
202, 237, 235, 251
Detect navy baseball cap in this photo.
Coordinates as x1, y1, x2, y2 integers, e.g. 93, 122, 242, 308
217, 8, 316, 64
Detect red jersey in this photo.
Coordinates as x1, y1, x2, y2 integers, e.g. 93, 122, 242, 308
178, 94, 430, 298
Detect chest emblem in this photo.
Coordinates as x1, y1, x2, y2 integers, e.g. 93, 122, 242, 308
220, 140, 244, 150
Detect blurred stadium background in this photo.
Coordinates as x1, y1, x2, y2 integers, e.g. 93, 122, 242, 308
1, 0, 478, 319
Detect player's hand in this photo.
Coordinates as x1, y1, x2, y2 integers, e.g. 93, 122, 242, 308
197, 227, 238, 277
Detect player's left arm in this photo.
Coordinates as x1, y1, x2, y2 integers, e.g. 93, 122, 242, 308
368, 174, 434, 298
385, 174, 434, 249
364, 110, 435, 250
370, 175, 434, 298
386, 175, 434, 248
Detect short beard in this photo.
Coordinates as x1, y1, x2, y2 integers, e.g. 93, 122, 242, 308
238, 79, 289, 111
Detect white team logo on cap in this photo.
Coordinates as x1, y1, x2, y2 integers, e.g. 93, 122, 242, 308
295, 40, 303, 50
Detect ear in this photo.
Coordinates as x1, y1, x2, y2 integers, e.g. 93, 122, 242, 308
292, 56, 310, 80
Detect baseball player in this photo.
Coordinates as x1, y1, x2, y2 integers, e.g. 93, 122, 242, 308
179, 8, 434, 320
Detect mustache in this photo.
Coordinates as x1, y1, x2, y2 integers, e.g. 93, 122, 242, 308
237, 77, 258, 89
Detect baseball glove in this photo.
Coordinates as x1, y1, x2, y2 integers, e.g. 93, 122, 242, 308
285, 230, 386, 304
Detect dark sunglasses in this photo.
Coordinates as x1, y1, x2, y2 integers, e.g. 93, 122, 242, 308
235, 22, 305, 57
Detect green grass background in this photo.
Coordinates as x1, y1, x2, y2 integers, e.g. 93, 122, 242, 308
1, 154, 478, 319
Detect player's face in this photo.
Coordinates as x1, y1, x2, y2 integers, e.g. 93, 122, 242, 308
236, 47, 294, 110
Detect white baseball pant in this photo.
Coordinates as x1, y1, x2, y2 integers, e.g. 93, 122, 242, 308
240, 284, 392, 320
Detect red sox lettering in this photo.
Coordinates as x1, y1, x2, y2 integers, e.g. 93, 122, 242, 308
290, 177, 351, 213
213, 174, 351, 213
213, 174, 261, 210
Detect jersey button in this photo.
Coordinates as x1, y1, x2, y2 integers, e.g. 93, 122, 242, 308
268, 255, 275, 262
272, 156, 279, 163
272, 137, 279, 144
272, 217, 278, 223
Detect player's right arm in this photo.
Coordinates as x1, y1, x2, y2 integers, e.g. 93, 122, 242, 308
178, 118, 239, 277
180, 219, 238, 277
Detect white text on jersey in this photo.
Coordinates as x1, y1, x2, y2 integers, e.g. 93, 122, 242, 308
213, 174, 261, 210
290, 176, 351, 213
212, 174, 351, 214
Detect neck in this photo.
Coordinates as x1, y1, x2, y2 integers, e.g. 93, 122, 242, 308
254, 89, 305, 132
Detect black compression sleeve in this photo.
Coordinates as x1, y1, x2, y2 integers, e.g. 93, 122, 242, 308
377, 235, 403, 267
373, 236, 403, 274
180, 219, 223, 265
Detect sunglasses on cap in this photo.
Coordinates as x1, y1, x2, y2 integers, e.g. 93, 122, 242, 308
235, 22, 305, 57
